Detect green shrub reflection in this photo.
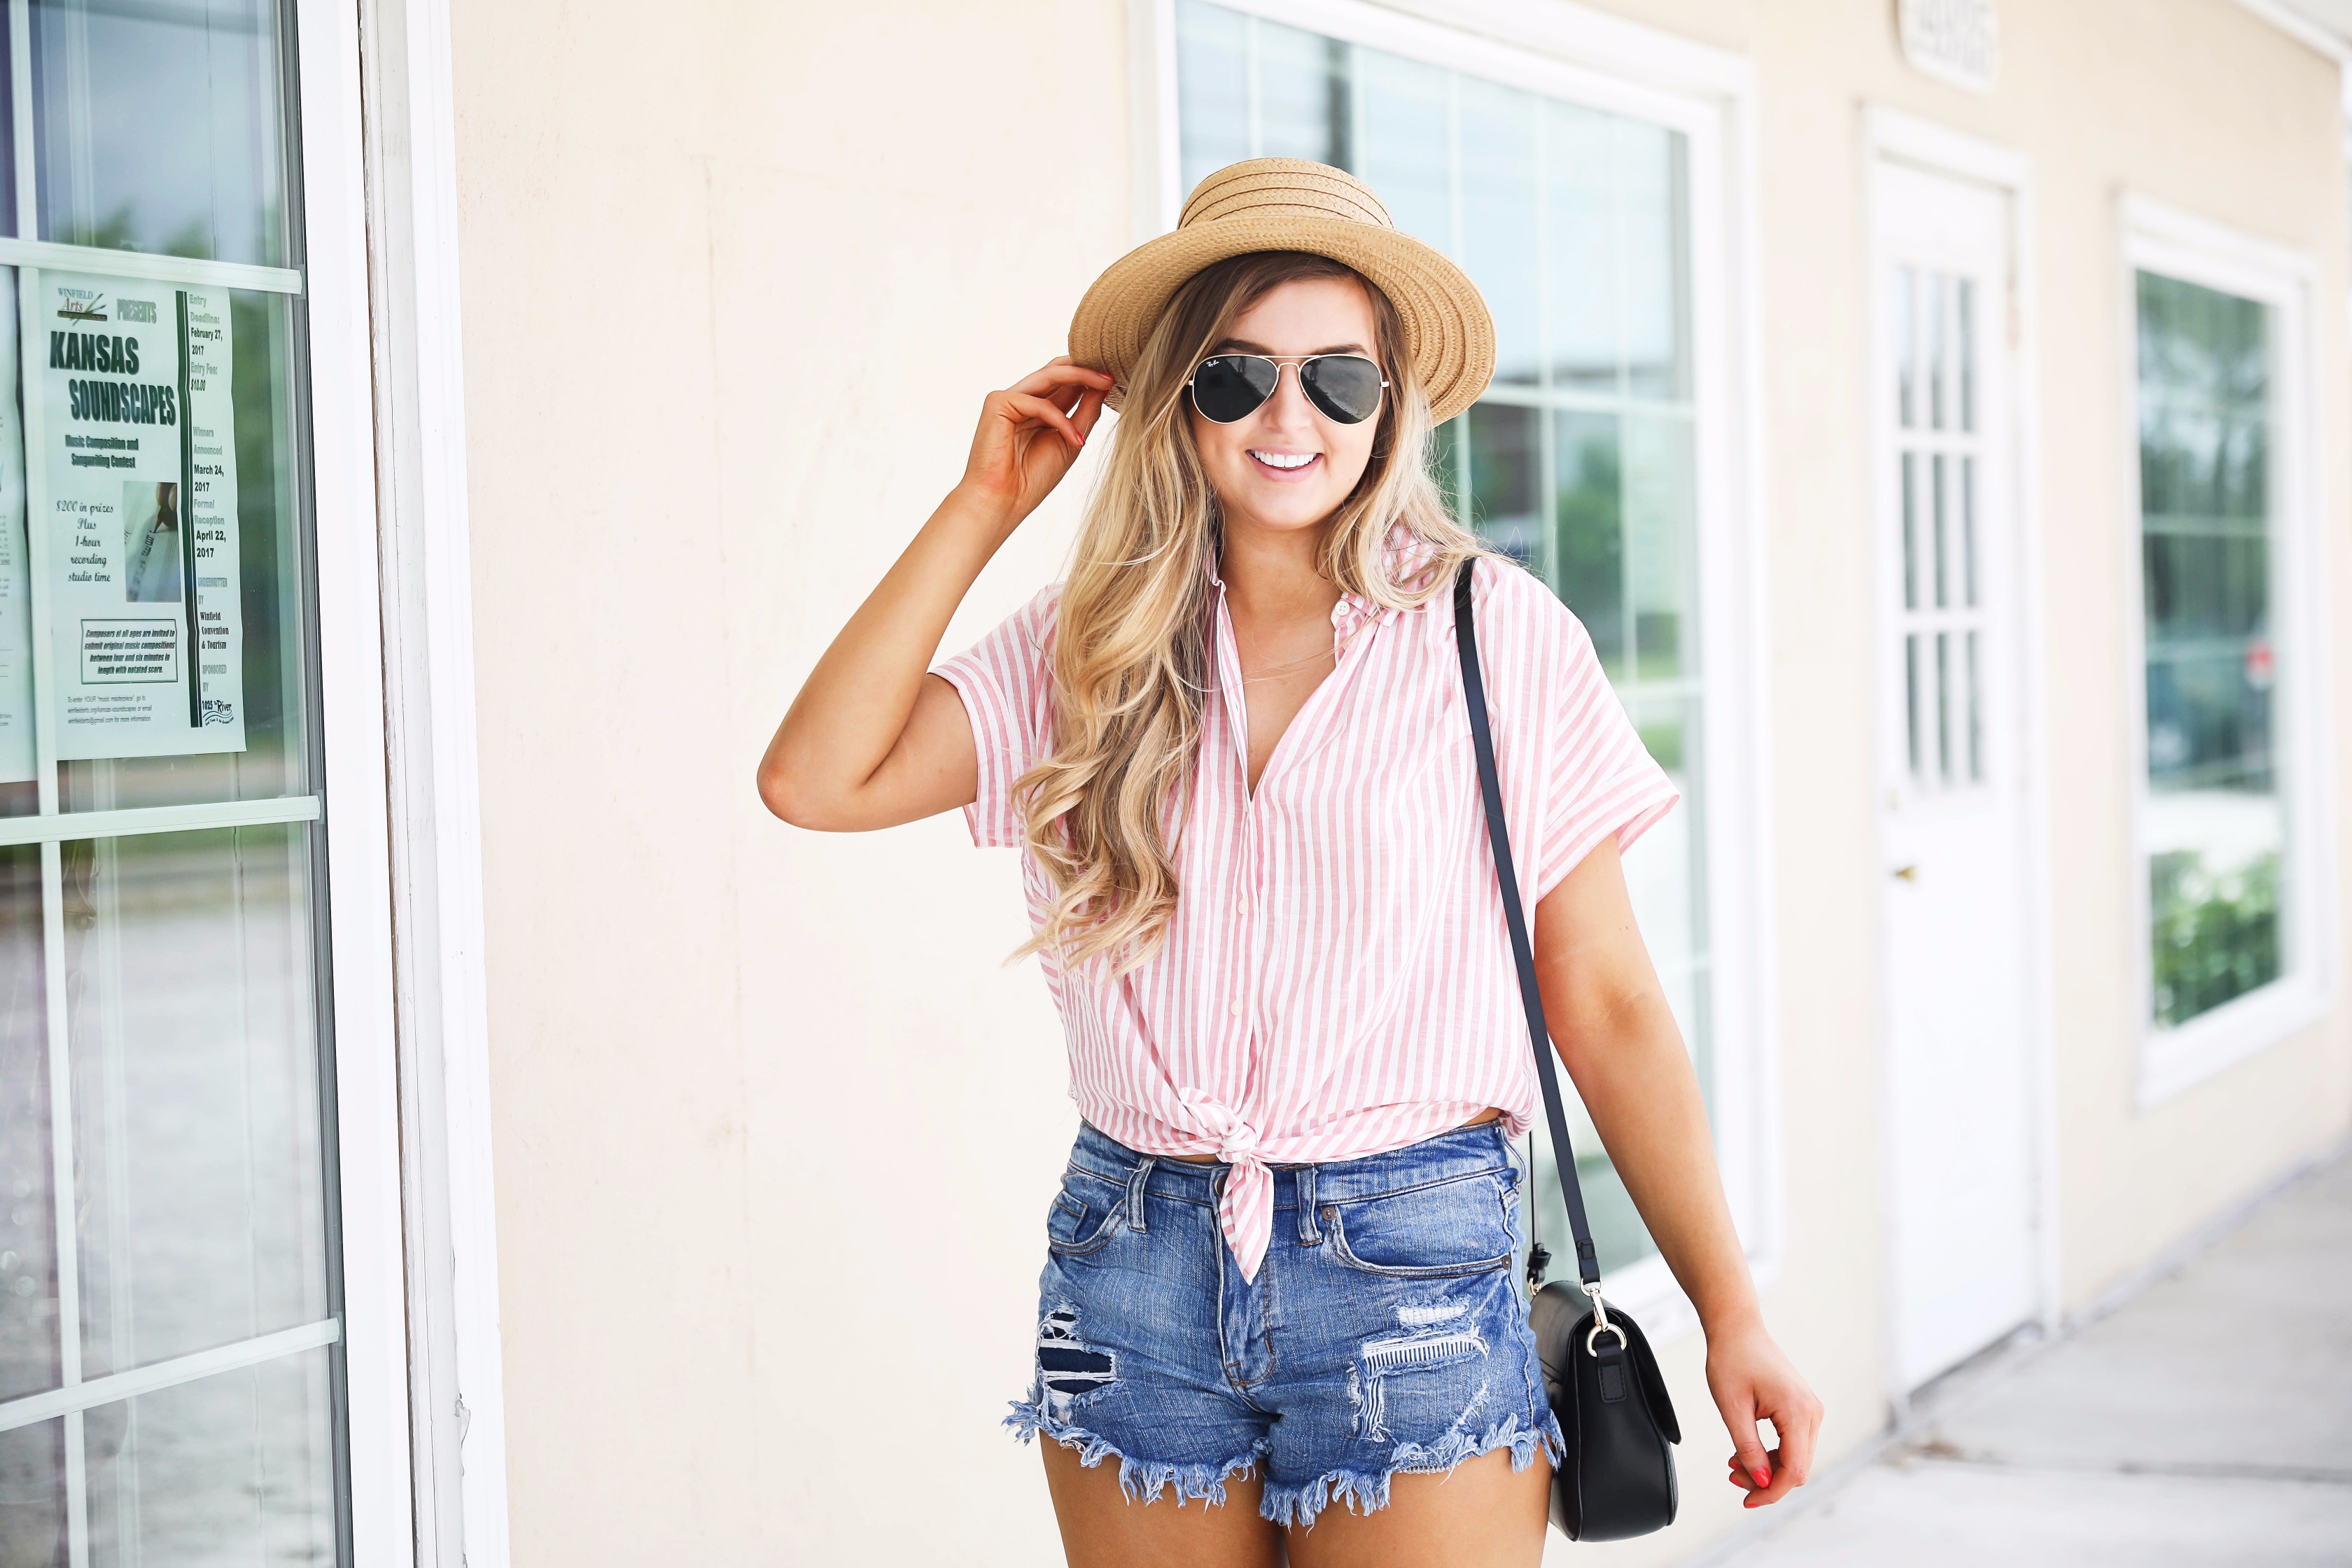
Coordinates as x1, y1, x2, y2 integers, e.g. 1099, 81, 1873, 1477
2150, 850, 2281, 1026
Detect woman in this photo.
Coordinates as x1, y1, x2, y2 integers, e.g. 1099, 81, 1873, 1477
760, 160, 1820, 1568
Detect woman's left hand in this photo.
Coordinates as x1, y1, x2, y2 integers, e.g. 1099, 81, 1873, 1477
1530, 844, 1823, 1509
1704, 1315, 1823, 1509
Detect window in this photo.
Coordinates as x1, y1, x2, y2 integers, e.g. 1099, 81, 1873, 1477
2136, 273, 2278, 1027
1893, 266, 1988, 794
2125, 197, 2330, 1102
0, 1, 354, 1562
1174, 0, 1718, 1276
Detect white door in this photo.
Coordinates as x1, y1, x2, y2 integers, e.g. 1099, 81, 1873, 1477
1873, 160, 2040, 1390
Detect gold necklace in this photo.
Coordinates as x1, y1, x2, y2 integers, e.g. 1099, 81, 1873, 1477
1231, 622, 1352, 685
1238, 648, 1335, 685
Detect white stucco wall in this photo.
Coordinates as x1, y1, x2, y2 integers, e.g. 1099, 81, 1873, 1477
443, 1, 2352, 1562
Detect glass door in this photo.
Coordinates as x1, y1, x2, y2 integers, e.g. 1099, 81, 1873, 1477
0, 2, 346, 1564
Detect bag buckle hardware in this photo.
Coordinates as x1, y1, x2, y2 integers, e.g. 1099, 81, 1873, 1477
1583, 1280, 1627, 1357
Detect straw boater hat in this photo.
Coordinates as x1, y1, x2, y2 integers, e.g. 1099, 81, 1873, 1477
1068, 158, 1496, 424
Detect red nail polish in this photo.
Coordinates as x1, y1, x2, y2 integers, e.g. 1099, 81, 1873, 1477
1752, 1467, 1771, 1488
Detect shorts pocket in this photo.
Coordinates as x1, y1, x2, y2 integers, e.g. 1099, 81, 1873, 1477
1320, 1174, 1516, 1279
1045, 1174, 1124, 1258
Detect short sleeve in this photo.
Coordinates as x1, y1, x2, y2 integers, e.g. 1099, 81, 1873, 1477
1475, 559, 1680, 904
930, 582, 1060, 848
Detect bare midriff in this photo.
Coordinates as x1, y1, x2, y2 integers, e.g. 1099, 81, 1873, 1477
1162, 1105, 1507, 1164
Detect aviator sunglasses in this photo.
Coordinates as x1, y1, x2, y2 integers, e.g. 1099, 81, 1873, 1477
1187, 353, 1390, 426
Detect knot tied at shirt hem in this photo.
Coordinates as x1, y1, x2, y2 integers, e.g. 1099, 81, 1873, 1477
1176, 1091, 1275, 1282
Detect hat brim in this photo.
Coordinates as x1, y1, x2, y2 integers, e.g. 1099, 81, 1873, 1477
1068, 215, 1497, 426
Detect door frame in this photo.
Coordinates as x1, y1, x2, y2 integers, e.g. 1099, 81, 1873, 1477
1861, 108, 2062, 1413
343, 0, 516, 1564
305, 0, 514, 1560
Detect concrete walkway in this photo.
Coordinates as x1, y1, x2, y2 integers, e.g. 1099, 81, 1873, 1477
1699, 1150, 2352, 1568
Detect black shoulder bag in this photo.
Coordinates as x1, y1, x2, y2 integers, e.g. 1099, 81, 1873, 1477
1453, 558, 1681, 1541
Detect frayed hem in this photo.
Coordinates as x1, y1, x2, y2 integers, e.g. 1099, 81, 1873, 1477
1004, 1399, 1268, 1510
1259, 1408, 1567, 1531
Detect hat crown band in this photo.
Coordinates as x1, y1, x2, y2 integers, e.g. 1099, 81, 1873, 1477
1177, 159, 1394, 232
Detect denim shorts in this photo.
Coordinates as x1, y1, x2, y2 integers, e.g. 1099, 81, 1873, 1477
1006, 1119, 1563, 1528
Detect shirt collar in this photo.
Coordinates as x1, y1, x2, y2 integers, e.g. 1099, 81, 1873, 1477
1206, 526, 1433, 634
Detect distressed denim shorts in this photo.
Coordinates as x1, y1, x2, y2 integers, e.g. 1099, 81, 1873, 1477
1007, 1119, 1564, 1528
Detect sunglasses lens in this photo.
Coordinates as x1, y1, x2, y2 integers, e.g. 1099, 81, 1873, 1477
1301, 356, 1385, 424
1191, 356, 1278, 423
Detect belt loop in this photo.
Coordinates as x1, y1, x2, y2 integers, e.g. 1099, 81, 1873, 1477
1125, 1157, 1157, 1234
1296, 1163, 1321, 1244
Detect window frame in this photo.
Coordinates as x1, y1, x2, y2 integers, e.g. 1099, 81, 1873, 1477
1131, 0, 1778, 1339
2119, 193, 2339, 1108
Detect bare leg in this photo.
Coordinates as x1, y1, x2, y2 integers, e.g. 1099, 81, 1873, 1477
1042, 1439, 1285, 1568
1283, 1448, 1550, 1568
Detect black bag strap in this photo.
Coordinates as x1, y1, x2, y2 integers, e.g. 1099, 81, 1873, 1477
1454, 557, 1601, 1288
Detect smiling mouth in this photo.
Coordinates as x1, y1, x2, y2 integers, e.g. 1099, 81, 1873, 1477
1248, 449, 1322, 477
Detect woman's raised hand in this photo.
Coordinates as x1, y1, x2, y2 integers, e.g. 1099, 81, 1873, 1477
757, 357, 1112, 832
956, 357, 1114, 531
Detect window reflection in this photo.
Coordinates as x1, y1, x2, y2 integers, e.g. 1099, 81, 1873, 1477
1254, 18, 1346, 167
0, 844, 55, 1404
1464, 403, 1539, 568
65, 825, 329, 1378
1553, 410, 1623, 673
1354, 50, 1447, 245
1175, 2, 1248, 192
1460, 80, 1540, 387
2136, 270, 2283, 1026
83, 1349, 337, 1568
1623, 415, 1693, 679
25, 0, 294, 267
1548, 104, 1616, 392
0, 1420, 64, 1565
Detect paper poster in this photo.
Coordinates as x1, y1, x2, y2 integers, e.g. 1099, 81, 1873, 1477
0, 269, 29, 783
27, 272, 245, 765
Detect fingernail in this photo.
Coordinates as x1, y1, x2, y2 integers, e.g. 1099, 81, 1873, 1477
1752, 1467, 1771, 1488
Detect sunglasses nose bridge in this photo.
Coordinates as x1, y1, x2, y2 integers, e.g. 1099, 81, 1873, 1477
1260, 358, 1319, 422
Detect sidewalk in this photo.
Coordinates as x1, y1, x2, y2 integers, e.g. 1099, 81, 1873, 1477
1699, 1149, 2352, 1568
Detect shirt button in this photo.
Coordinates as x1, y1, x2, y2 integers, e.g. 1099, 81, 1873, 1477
1237, 897, 1250, 916
1229, 1000, 1245, 1018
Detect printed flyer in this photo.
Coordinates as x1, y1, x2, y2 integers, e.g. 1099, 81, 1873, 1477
23, 271, 246, 766
0, 271, 29, 783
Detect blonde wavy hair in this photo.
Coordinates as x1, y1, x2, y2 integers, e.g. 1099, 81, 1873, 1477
1014, 251, 1488, 976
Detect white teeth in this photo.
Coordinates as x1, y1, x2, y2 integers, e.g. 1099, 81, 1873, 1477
1250, 451, 1317, 470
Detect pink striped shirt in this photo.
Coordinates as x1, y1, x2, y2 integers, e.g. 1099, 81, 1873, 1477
933, 546, 1678, 1282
